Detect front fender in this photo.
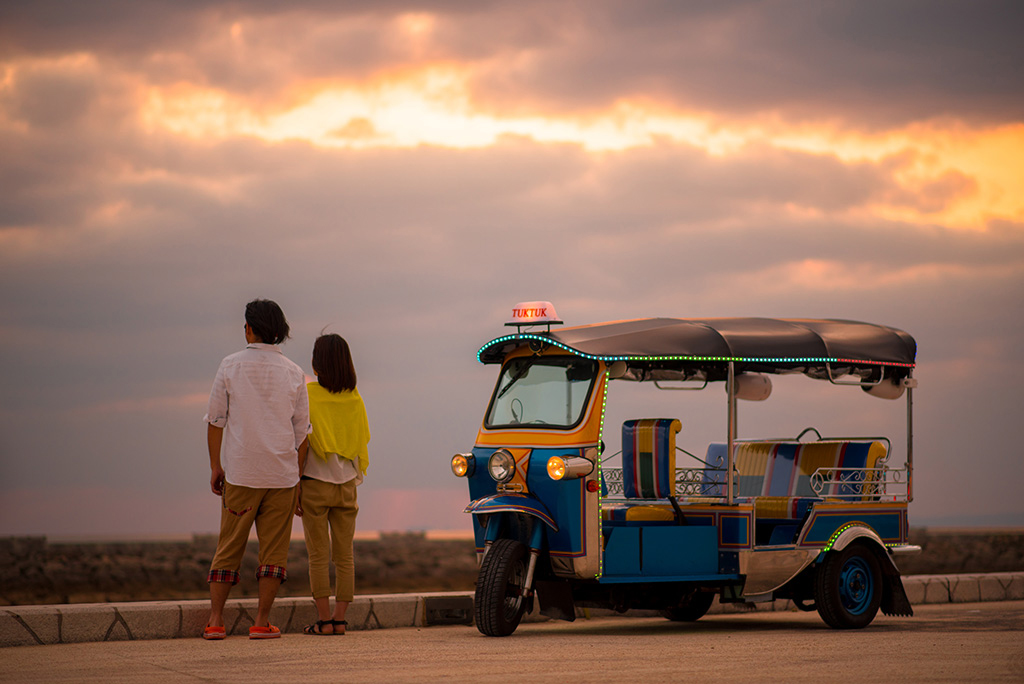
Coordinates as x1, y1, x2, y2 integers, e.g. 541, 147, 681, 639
464, 493, 559, 531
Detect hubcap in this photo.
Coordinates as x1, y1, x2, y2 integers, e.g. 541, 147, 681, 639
838, 557, 874, 615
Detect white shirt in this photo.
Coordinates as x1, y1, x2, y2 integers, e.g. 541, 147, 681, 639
205, 344, 311, 488
303, 451, 362, 485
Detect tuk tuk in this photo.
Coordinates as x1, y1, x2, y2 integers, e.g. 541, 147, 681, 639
451, 302, 919, 636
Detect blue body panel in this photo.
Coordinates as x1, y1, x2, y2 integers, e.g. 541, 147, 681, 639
465, 446, 589, 558
800, 509, 905, 546
602, 523, 723, 581
464, 448, 908, 583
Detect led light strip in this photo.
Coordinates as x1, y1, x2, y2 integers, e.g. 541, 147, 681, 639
478, 333, 916, 368
823, 522, 856, 552
596, 369, 610, 579
822, 521, 883, 552
822, 519, 910, 553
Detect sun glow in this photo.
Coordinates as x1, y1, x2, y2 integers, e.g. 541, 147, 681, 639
137, 66, 776, 152
131, 65, 1024, 231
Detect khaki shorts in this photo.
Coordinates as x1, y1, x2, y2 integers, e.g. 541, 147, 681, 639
208, 483, 297, 584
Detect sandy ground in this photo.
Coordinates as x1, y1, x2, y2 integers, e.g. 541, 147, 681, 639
1, 601, 1022, 683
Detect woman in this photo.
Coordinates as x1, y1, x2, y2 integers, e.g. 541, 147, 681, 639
297, 333, 370, 635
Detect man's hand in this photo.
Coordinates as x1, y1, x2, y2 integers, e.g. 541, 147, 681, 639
207, 423, 225, 495
211, 466, 226, 496
294, 482, 303, 517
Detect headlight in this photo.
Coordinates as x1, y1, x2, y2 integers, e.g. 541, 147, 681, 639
451, 453, 474, 477
487, 449, 516, 483
547, 456, 594, 480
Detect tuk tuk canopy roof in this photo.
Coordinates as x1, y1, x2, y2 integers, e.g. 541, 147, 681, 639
478, 317, 916, 380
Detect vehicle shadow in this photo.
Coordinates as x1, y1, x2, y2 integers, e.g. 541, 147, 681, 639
510, 602, 1024, 636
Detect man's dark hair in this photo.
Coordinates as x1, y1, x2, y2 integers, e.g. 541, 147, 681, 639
244, 299, 290, 345
312, 334, 357, 393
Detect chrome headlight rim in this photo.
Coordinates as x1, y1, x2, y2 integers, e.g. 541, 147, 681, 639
487, 448, 516, 483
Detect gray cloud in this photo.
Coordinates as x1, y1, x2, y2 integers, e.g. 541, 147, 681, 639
2, 1, 1022, 125
3, 130, 1021, 414
465, 0, 1024, 126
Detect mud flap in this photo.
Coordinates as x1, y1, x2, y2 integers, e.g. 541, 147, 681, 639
535, 578, 576, 622
880, 557, 914, 617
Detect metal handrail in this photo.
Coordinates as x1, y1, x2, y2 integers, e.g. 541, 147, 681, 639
602, 464, 909, 502
602, 467, 729, 499
809, 466, 910, 501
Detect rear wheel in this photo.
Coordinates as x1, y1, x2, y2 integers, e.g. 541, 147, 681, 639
475, 538, 528, 636
662, 588, 715, 622
814, 542, 882, 629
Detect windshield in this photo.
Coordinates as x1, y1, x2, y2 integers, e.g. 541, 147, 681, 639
485, 356, 598, 429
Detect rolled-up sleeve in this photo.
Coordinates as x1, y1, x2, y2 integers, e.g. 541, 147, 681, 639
205, 363, 229, 428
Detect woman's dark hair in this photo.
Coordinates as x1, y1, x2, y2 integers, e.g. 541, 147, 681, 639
244, 299, 290, 345
312, 334, 357, 393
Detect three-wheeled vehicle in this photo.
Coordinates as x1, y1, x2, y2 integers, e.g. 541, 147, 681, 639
451, 302, 920, 636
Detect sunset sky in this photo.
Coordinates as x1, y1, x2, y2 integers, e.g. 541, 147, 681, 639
1, 1, 1022, 538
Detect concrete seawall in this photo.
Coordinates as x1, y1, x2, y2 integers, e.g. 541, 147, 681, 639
2, 573, 1023, 647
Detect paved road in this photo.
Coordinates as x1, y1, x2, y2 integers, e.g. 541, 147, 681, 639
2, 601, 1022, 683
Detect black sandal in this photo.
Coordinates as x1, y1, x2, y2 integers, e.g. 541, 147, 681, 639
333, 620, 347, 635
303, 619, 334, 635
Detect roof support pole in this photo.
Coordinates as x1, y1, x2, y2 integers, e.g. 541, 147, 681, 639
906, 379, 914, 503
727, 361, 736, 506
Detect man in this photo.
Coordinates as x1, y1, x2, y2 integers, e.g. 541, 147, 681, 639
202, 299, 310, 640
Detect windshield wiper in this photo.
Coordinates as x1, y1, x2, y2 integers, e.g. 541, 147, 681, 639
496, 357, 537, 400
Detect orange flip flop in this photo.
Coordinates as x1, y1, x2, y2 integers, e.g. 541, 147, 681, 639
249, 624, 281, 639
202, 625, 226, 640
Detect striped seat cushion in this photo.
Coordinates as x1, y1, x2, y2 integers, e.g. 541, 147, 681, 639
622, 419, 681, 499
701, 439, 889, 505
602, 503, 676, 523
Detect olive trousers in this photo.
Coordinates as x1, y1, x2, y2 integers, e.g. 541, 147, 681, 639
299, 477, 359, 601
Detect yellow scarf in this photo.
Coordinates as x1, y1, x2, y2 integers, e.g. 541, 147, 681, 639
306, 382, 370, 475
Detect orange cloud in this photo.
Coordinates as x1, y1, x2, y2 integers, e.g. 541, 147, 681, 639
72, 392, 210, 416
722, 258, 1019, 298
123, 63, 1023, 232
4, 44, 1021, 234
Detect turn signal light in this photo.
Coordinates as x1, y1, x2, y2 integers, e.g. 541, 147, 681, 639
546, 456, 594, 480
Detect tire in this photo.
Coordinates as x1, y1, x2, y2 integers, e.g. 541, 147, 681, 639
662, 588, 715, 622
814, 542, 883, 629
475, 538, 529, 636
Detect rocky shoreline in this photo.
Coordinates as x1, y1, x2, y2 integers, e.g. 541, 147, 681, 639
2, 528, 1022, 606
0, 532, 480, 606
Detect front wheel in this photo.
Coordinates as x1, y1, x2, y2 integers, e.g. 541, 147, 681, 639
814, 542, 882, 629
475, 538, 528, 636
